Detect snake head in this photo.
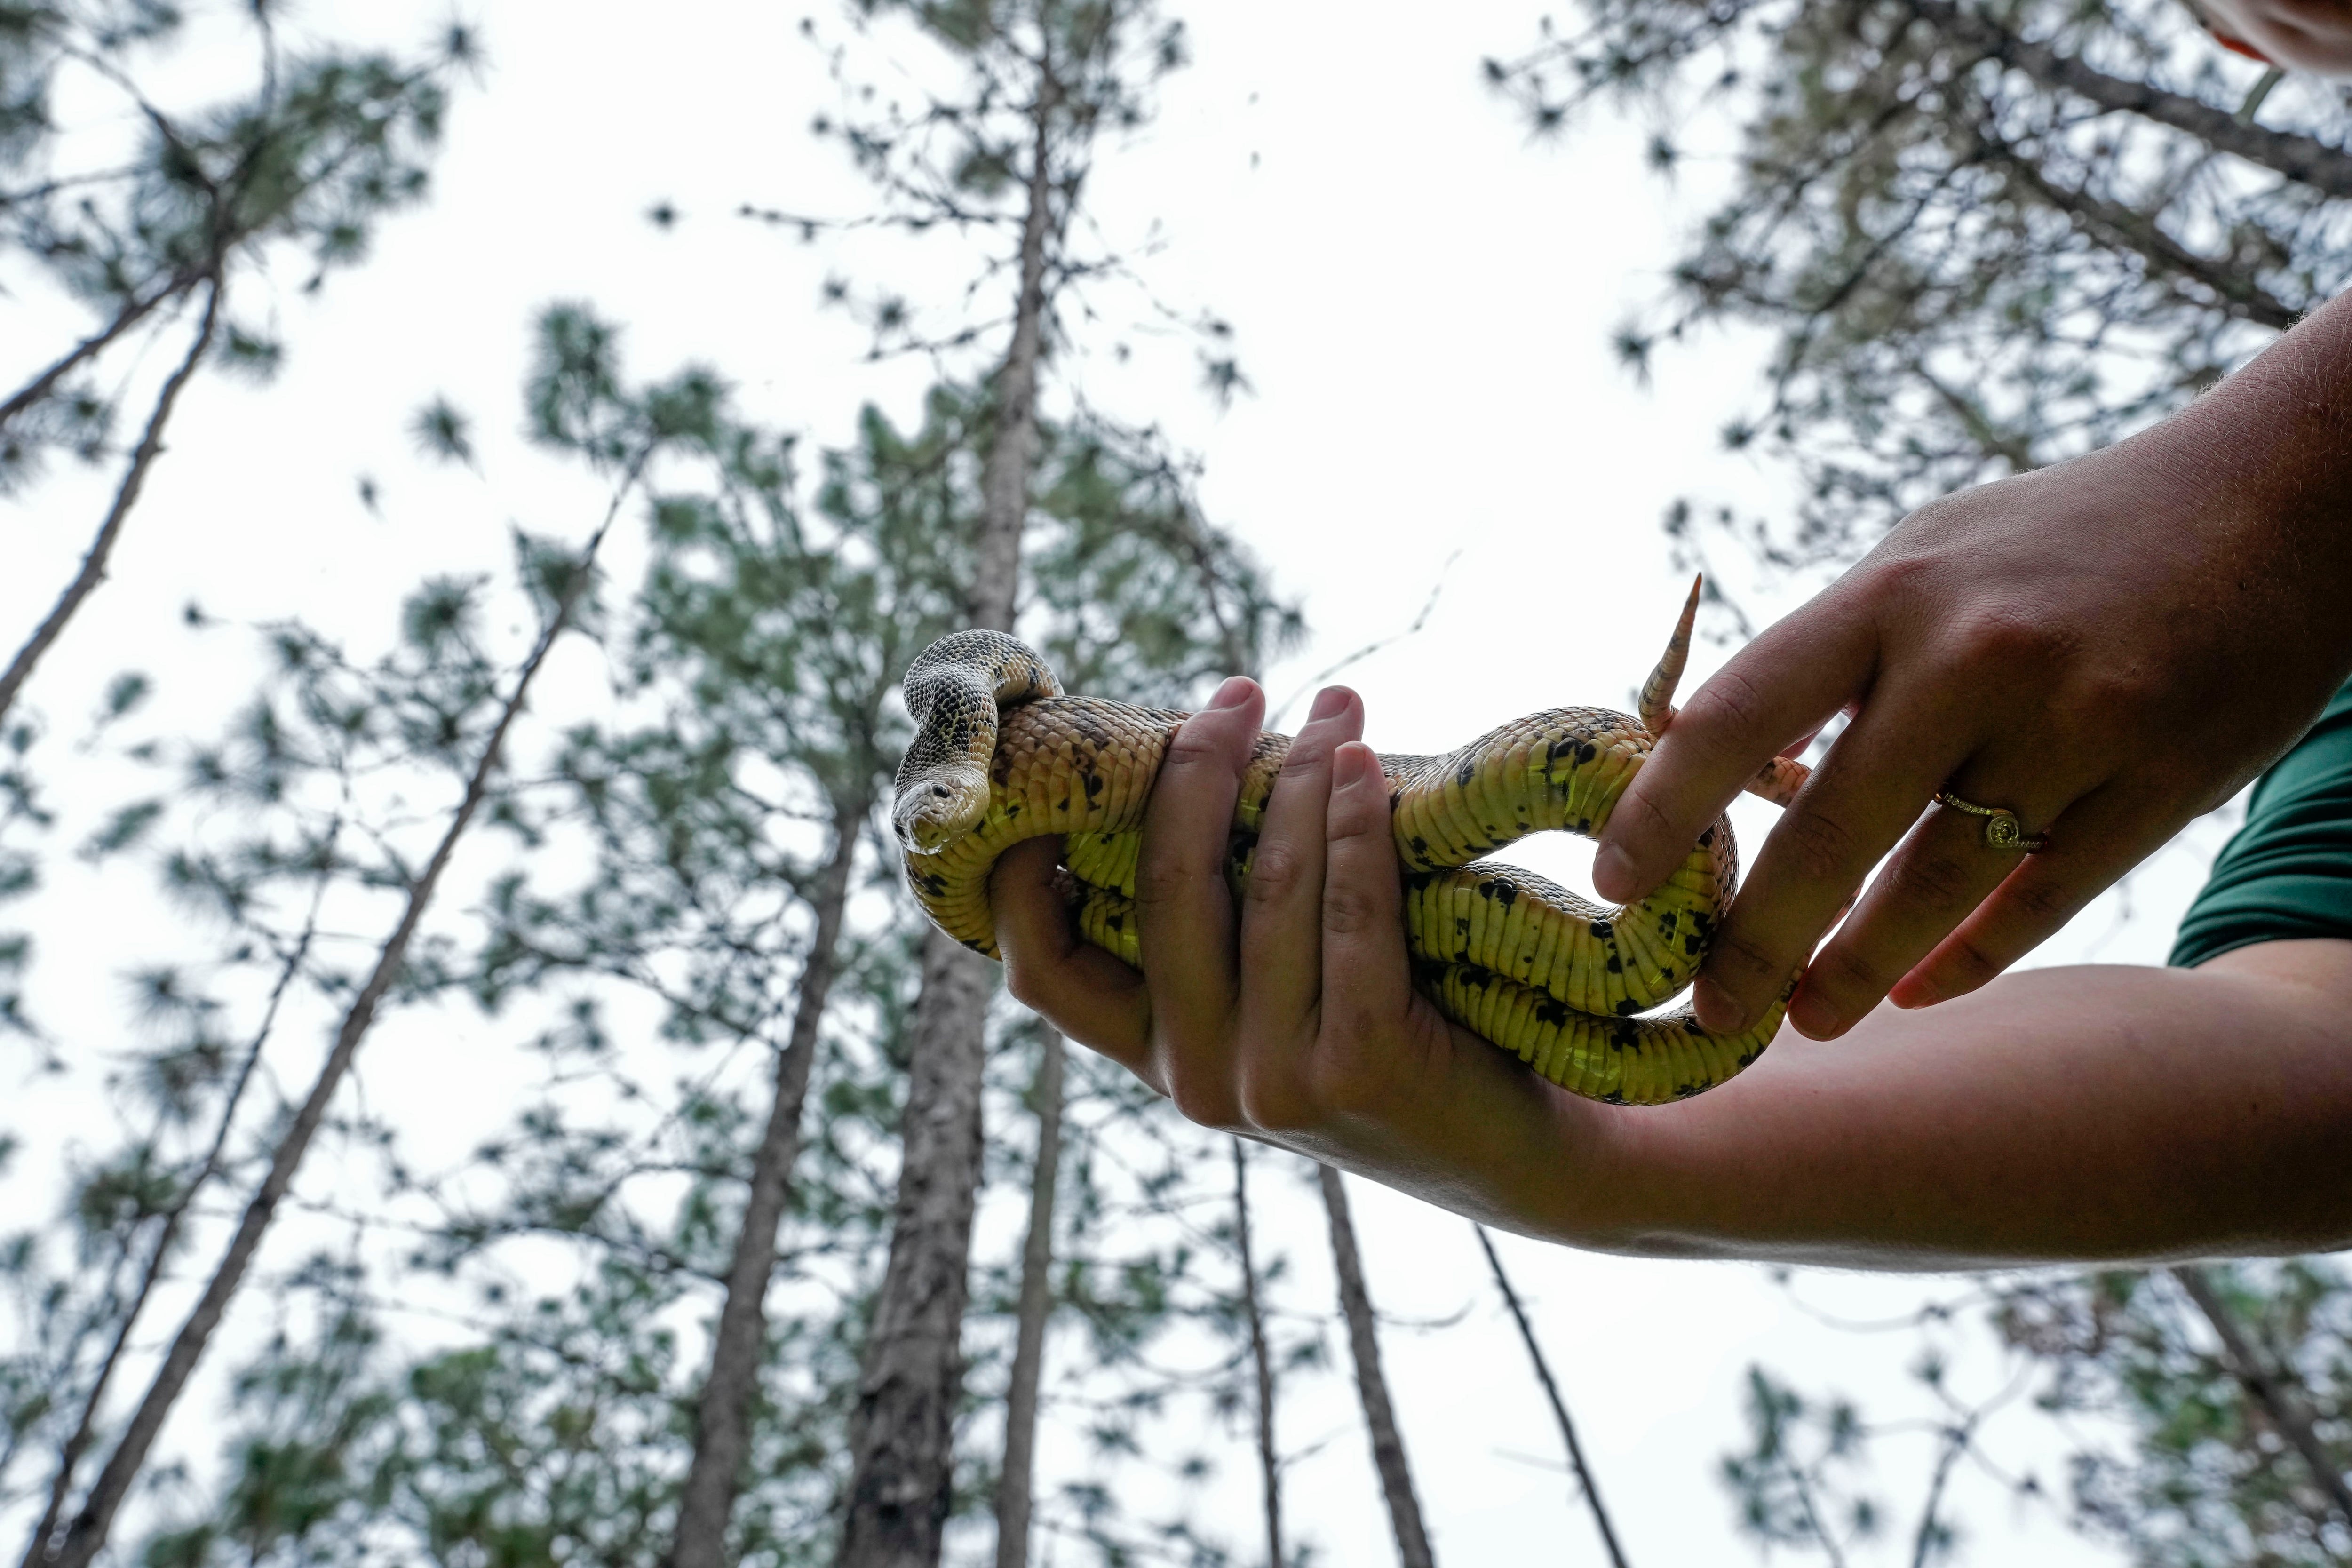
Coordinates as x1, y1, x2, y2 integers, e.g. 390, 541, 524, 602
893, 763, 992, 855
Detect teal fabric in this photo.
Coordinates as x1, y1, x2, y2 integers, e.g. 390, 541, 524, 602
2169, 677, 2352, 968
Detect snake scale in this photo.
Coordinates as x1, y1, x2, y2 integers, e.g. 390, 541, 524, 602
890, 581, 1807, 1105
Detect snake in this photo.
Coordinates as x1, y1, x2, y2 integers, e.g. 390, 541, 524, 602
890, 581, 1808, 1105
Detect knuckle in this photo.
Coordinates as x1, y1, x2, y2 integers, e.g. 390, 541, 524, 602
1166, 1072, 1242, 1132
1321, 881, 1385, 938
1934, 929, 2005, 989
1887, 848, 1976, 908
2048, 667, 2153, 740
1132, 853, 1204, 911
1810, 941, 1896, 1003
2003, 874, 2072, 924
1862, 545, 1943, 601
1709, 928, 1785, 984
1002, 956, 1046, 1010
1677, 662, 1771, 749
1242, 838, 1307, 907
1163, 716, 1240, 772
1612, 780, 1678, 848
1236, 1067, 1311, 1135
1778, 805, 1863, 884
1947, 603, 2067, 670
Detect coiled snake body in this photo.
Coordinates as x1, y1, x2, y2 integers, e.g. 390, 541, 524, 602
891, 583, 1806, 1105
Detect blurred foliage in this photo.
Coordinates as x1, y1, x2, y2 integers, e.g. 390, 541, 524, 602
1490, 0, 2352, 577
1998, 1264, 2352, 1565
2, 0, 472, 492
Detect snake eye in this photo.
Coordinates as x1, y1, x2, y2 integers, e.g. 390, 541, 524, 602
932, 784, 950, 797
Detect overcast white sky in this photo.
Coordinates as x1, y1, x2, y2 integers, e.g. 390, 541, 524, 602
2, 0, 2260, 1562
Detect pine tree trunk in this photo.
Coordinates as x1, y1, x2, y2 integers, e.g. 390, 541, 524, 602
969, 86, 1056, 638
2170, 1266, 2352, 1528
834, 75, 1057, 1568
1317, 1166, 1436, 1568
0, 280, 220, 728
667, 802, 866, 1568
1232, 1140, 1286, 1568
836, 927, 995, 1567
992, 1029, 1065, 1568
36, 509, 622, 1568
1474, 1226, 1629, 1568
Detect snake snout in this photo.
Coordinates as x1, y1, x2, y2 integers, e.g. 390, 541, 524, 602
892, 765, 990, 855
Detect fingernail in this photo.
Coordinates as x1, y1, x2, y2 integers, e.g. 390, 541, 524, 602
1308, 685, 1349, 722
1591, 844, 1634, 903
1786, 989, 1842, 1040
1332, 742, 1378, 788
1209, 676, 1254, 711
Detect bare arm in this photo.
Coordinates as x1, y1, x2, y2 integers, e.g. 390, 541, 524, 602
1575, 939, 2352, 1268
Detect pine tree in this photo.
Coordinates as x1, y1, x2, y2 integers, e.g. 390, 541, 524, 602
1998, 1264, 2352, 1562
795, 5, 1220, 1564
15, 303, 711, 1568
1489, 0, 2352, 575
0, 1, 471, 723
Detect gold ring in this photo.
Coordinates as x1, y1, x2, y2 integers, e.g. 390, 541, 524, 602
1934, 790, 2048, 852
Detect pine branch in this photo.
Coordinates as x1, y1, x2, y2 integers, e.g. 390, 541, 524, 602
0, 279, 222, 728
1982, 139, 2303, 331
1232, 1140, 1286, 1568
1317, 1165, 1436, 1568
1474, 1226, 1631, 1568
2169, 1266, 2352, 1529
1908, 1415, 1976, 1568
16, 839, 337, 1568
36, 479, 630, 1568
1911, 0, 2352, 198
0, 272, 193, 432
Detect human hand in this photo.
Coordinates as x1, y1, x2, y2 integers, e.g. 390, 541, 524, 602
1591, 367, 2352, 1041
989, 678, 1614, 1234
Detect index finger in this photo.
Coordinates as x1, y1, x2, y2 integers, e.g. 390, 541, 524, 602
1592, 595, 1877, 906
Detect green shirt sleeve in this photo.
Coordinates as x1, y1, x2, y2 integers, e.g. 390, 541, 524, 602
2170, 677, 2352, 969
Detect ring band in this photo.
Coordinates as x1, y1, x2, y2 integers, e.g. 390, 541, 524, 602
1934, 790, 2048, 852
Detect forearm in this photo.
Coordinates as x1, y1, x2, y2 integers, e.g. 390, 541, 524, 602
2109, 287, 2352, 689
1534, 942, 2352, 1268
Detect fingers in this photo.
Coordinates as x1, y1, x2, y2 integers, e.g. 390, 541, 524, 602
1239, 686, 1362, 1036
1891, 783, 2150, 1008
993, 836, 1152, 1070
1594, 600, 1877, 906
1136, 675, 1264, 1095
1318, 742, 1416, 1052
1690, 671, 1976, 1035
1786, 793, 2040, 1037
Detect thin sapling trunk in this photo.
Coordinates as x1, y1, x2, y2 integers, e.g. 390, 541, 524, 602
1474, 1226, 1629, 1568
1232, 1139, 1285, 1568
992, 1028, 1066, 1568
1317, 1165, 1435, 1568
